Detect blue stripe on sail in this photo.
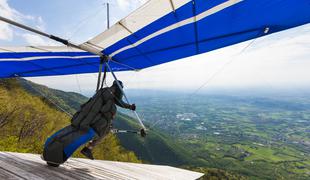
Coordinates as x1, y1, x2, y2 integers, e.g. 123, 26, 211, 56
0, 57, 100, 78
103, 0, 228, 55
0, 57, 130, 78
110, 0, 310, 66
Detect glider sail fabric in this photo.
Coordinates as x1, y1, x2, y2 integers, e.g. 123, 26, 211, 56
0, 46, 99, 77
1, 0, 310, 78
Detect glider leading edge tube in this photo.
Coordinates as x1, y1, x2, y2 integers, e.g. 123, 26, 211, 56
0, 15, 147, 135
0, 16, 103, 56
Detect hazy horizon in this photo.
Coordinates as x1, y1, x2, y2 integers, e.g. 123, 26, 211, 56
32, 80, 310, 98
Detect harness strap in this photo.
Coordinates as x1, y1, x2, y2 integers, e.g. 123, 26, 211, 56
100, 64, 107, 89
96, 56, 107, 92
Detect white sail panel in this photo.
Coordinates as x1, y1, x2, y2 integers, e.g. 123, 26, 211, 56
86, 0, 190, 50
86, 23, 131, 49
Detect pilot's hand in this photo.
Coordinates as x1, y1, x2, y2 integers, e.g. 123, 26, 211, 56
140, 129, 147, 138
130, 104, 136, 111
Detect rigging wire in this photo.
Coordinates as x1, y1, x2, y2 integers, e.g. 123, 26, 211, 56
67, 5, 105, 41
105, 61, 147, 130
97, 60, 146, 133
100, 72, 145, 135
1, 47, 75, 118
65, 41, 84, 95
147, 37, 259, 130
75, 75, 83, 94
190, 37, 258, 96
67, 45, 98, 93
188, 27, 272, 95
25, 80, 73, 118
25, 75, 142, 135
110, 59, 140, 71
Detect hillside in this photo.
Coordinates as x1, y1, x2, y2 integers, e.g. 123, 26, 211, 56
114, 113, 196, 166
19, 78, 197, 166
113, 114, 249, 179
0, 78, 139, 163
2, 78, 249, 179
18, 78, 88, 115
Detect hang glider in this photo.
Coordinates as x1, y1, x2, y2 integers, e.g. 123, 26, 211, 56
0, 0, 310, 78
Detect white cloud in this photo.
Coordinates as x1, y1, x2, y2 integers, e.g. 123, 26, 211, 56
137, 0, 148, 5
116, 0, 147, 11
116, 0, 131, 10
0, 21, 13, 40
21, 33, 48, 46
35, 16, 46, 31
0, 0, 49, 45
0, 0, 19, 40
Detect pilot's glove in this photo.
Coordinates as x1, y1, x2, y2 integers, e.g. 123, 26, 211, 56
130, 104, 136, 111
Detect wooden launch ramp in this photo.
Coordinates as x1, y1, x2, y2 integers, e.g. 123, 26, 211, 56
0, 152, 203, 180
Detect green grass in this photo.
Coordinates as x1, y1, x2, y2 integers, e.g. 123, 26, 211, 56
234, 144, 300, 162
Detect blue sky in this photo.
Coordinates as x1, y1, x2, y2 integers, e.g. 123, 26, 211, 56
1, 0, 310, 95
0, 0, 144, 45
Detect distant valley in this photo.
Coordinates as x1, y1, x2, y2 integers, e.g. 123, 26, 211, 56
1, 78, 309, 179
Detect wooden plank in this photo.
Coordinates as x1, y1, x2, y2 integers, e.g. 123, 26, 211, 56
0, 167, 25, 180
0, 152, 204, 180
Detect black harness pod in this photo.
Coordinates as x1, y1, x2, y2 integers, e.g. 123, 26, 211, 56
43, 87, 116, 164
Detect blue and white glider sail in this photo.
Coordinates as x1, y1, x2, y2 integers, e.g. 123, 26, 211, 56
1, 0, 310, 78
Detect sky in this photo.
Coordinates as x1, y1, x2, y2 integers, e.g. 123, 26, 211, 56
0, 0, 310, 95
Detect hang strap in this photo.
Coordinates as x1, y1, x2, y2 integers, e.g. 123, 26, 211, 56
100, 64, 108, 89
96, 56, 109, 91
